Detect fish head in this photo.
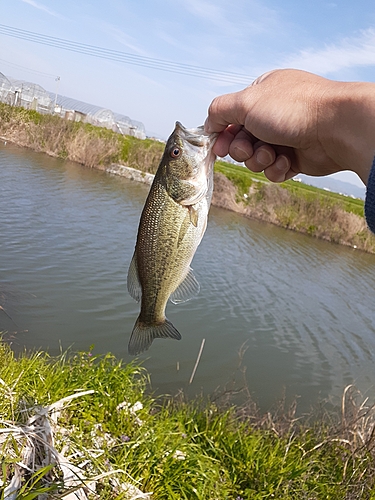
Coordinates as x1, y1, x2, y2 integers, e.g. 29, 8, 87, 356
162, 122, 217, 205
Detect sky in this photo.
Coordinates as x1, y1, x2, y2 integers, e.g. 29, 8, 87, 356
1, 1, 375, 187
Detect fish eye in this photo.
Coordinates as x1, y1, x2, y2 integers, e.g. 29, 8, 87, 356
170, 147, 181, 158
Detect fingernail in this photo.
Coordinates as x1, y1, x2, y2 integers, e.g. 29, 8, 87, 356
272, 156, 289, 182
275, 155, 289, 172
233, 146, 249, 161
256, 149, 273, 166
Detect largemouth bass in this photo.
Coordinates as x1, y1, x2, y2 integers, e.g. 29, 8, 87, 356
127, 122, 217, 355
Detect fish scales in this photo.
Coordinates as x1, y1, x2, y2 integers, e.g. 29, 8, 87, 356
127, 122, 217, 355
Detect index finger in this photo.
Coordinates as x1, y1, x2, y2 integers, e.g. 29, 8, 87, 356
213, 124, 243, 157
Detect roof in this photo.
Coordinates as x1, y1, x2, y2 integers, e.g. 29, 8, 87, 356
48, 92, 145, 133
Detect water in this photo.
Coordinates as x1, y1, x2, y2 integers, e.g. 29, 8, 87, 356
1, 142, 375, 414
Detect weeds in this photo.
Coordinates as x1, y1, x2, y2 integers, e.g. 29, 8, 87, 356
215, 161, 254, 199
0, 103, 163, 172
0, 102, 374, 253
1, 341, 375, 498
212, 165, 375, 253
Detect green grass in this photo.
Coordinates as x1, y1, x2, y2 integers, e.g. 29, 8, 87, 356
283, 178, 364, 217
215, 161, 256, 198
1, 102, 373, 251
1, 342, 375, 499
215, 159, 364, 217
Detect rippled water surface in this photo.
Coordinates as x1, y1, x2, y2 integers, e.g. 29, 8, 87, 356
1, 143, 375, 413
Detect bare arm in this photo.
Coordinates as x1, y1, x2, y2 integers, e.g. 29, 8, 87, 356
205, 69, 375, 185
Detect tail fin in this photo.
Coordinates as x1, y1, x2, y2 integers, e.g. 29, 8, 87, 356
128, 317, 182, 355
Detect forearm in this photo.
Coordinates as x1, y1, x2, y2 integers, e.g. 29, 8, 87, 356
319, 81, 375, 185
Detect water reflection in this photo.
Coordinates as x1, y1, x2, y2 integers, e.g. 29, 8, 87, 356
1, 142, 375, 414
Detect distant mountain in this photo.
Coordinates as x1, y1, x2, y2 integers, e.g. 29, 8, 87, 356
297, 175, 366, 200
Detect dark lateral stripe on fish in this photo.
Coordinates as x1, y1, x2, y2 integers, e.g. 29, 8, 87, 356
128, 318, 182, 355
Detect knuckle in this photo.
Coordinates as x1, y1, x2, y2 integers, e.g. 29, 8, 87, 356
208, 96, 221, 116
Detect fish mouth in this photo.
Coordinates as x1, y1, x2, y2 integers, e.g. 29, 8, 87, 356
174, 121, 218, 149
172, 121, 218, 181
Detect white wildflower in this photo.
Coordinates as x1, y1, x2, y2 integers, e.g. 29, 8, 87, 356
173, 450, 186, 460
116, 400, 144, 425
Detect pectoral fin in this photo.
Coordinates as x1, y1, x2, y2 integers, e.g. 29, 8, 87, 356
188, 205, 199, 227
127, 252, 142, 302
177, 211, 190, 248
170, 267, 200, 304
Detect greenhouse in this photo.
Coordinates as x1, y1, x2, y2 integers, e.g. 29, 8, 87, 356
7, 78, 53, 114
0, 70, 146, 139
0, 72, 13, 105
49, 93, 146, 139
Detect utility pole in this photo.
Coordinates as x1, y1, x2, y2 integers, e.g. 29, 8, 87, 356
54, 76, 60, 113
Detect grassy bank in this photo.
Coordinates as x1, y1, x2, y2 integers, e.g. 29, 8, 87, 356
213, 161, 375, 252
0, 103, 164, 173
1, 342, 375, 499
1, 103, 375, 252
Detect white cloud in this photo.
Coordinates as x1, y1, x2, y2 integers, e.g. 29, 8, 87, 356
21, 0, 65, 18
100, 23, 149, 57
177, 0, 280, 37
283, 27, 375, 76
181, 0, 231, 31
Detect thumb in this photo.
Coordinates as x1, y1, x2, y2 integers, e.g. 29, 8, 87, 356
205, 90, 250, 133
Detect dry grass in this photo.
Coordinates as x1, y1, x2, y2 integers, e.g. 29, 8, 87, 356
211, 171, 240, 212
124, 139, 165, 175
1, 102, 374, 253
64, 127, 120, 168
1, 391, 151, 499
211, 175, 375, 253
0, 104, 164, 172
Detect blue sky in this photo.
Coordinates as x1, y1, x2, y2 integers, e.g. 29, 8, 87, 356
1, 0, 375, 187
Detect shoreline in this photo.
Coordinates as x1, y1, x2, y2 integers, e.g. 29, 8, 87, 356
1, 342, 374, 498
1, 101, 374, 253
103, 161, 375, 253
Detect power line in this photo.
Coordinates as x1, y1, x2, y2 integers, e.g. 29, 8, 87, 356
0, 24, 254, 85
0, 57, 57, 79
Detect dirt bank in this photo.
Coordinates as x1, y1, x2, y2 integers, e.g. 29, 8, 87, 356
1, 102, 374, 253
104, 163, 375, 253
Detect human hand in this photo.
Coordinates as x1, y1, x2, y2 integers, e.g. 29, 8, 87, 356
205, 69, 375, 185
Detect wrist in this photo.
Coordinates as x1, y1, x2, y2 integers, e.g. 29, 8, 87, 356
319, 81, 375, 185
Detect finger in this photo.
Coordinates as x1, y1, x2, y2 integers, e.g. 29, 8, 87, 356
205, 91, 248, 133
243, 144, 276, 172
212, 125, 242, 157
228, 129, 255, 162
263, 155, 291, 183
253, 143, 276, 167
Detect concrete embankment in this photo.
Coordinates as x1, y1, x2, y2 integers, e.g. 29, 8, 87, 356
103, 162, 375, 254
0, 98, 373, 253
105, 164, 155, 185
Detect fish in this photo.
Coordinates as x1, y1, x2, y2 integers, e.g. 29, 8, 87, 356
127, 121, 217, 355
